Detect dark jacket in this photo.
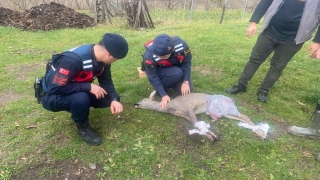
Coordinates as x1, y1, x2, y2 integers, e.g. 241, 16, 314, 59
250, 0, 320, 44
43, 44, 120, 101
142, 36, 192, 97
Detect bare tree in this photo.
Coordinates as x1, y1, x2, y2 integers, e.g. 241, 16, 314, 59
219, 0, 229, 24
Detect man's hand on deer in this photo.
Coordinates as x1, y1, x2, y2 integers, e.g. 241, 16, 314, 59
160, 95, 171, 109
181, 83, 190, 96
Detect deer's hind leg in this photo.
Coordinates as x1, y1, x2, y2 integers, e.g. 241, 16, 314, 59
223, 114, 255, 126
223, 114, 267, 140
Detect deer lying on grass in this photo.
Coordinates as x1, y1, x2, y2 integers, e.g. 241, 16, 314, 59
134, 92, 267, 142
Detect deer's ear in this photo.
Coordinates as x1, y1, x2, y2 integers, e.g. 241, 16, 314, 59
149, 90, 157, 99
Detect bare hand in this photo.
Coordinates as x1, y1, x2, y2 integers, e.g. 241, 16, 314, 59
307, 43, 320, 58
110, 101, 123, 114
246, 22, 257, 38
90, 84, 107, 99
316, 49, 320, 59
181, 83, 190, 96
160, 95, 171, 109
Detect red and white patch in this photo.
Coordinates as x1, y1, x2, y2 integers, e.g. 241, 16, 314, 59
144, 40, 154, 48
145, 60, 153, 65
52, 73, 68, 86
176, 54, 184, 62
59, 68, 70, 75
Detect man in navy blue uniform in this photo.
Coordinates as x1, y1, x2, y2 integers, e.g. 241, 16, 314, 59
41, 33, 128, 145
142, 34, 192, 109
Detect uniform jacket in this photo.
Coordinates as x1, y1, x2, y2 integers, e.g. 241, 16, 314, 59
142, 36, 192, 97
250, 0, 320, 44
43, 44, 120, 101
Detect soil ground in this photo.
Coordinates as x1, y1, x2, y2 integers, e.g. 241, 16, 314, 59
0, 2, 94, 31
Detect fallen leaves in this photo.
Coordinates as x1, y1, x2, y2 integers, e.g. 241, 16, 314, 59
302, 151, 312, 158
89, 163, 96, 170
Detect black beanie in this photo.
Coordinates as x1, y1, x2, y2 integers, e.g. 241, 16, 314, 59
151, 34, 174, 56
102, 33, 128, 59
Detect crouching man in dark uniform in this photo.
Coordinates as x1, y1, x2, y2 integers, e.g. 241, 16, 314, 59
142, 34, 193, 109
41, 33, 128, 145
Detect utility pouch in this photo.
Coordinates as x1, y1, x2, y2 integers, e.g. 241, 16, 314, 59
141, 60, 145, 71
34, 77, 44, 104
141, 54, 145, 71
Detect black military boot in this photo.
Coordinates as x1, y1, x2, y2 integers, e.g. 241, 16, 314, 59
76, 123, 102, 145
257, 89, 268, 103
287, 110, 320, 138
226, 83, 247, 94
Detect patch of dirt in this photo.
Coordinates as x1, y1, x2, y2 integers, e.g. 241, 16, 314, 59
0, 91, 25, 106
0, 2, 94, 31
10, 159, 104, 180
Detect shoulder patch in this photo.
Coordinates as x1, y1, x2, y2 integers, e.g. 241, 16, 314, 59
145, 59, 153, 65
52, 72, 68, 86
59, 68, 70, 75
144, 40, 154, 48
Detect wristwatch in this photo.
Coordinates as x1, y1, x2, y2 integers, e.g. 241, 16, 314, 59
183, 81, 189, 84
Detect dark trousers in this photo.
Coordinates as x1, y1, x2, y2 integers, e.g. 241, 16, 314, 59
41, 92, 112, 125
158, 66, 193, 94
238, 32, 304, 91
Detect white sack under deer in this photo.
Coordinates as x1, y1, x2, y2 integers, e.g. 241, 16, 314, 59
134, 92, 269, 142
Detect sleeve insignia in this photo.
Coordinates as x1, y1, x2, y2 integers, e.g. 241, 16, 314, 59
145, 59, 153, 65
59, 68, 70, 75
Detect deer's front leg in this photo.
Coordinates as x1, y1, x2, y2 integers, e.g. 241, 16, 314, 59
193, 121, 219, 142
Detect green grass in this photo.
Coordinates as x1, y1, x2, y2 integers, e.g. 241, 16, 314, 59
1, 10, 320, 179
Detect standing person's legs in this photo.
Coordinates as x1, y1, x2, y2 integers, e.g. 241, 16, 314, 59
259, 41, 304, 91
256, 40, 303, 102
227, 32, 275, 94
288, 103, 320, 162
239, 33, 275, 86
158, 66, 193, 95
288, 110, 320, 137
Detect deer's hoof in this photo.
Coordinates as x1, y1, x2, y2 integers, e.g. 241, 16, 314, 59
213, 136, 219, 142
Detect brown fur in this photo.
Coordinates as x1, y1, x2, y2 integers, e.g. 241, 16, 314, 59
135, 92, 266, 141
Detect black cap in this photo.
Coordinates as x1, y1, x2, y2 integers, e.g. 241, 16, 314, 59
151, 34, 174, 56
102, 33, 128, 59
